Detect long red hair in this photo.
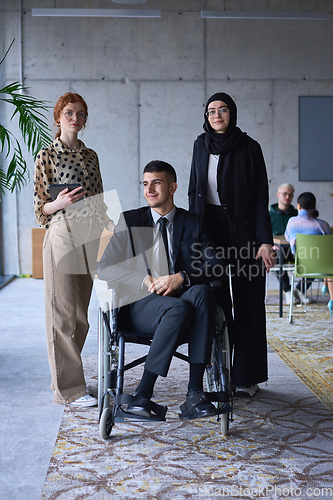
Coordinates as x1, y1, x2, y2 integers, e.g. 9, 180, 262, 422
54, 93, 88, 139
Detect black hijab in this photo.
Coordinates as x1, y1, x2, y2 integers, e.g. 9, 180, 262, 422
199, 92, 254, 224
203, 92, 246, 154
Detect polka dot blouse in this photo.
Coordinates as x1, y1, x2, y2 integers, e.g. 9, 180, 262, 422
33, 139, 110, 228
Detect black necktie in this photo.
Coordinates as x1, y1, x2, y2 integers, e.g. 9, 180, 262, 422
158, 217, 170, 274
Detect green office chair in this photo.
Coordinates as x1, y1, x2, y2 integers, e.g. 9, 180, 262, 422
289, 233, 333, 323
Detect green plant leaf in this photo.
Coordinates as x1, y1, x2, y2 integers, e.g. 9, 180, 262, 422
0, 39, 53, 193
0, 131, 29, 194
0, 124, 12, 157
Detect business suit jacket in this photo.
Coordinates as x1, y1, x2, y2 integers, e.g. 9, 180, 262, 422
97, 206, 225, 307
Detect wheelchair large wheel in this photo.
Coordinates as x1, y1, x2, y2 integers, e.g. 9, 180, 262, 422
98, 303, 111, 408
99, 407, 114, 439
205, 338, 229, 436
205, 310, 231, 436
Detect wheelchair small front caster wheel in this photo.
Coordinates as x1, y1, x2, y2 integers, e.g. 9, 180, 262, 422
100, 407, 114, 439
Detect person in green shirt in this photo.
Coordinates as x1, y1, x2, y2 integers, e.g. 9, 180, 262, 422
269, 183, 298, 304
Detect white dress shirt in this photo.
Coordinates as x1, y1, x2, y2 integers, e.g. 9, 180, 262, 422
206, 154, 221, 206
150, 206, 176, 275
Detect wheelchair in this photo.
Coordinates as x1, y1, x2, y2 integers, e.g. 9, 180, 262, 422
97, 283, 233, 439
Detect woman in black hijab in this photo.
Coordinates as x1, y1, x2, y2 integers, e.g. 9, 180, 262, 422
188, 92, 275, 396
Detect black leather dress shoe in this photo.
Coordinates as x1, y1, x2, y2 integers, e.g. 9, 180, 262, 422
179, 388, 217, 420
186, 401, 217, 420
127, 393, 152, 418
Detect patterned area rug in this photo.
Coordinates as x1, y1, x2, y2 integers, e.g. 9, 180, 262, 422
266, 290, 333, 409
42, 290, 333, 500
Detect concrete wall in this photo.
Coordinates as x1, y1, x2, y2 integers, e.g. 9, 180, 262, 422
1, 0, 333, 275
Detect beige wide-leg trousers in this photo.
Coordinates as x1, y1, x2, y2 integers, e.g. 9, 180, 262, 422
43, 217, 102, 404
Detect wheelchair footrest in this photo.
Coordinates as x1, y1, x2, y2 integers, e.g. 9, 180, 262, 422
215, 402, 232, 415
204, 390, 229, 404
205, 391, 232, 417
114, 406, 166, 422
114, 393, 167, 421
205, 391, 233, 416
179, 390, 231, 421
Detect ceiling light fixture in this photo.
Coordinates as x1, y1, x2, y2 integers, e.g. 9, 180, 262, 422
201, 10, 328, 20
112, 0, 148, 4
31, 8, 161, 18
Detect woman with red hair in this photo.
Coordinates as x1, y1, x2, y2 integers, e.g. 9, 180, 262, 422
34, 93, 114, 406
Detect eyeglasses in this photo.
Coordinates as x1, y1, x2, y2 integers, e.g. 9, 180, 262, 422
278, 192, 294, 197
206, 107, 229, 118
63, 111, 87, 121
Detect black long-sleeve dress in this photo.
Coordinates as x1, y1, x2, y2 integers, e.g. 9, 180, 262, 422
188, 130, 273, 388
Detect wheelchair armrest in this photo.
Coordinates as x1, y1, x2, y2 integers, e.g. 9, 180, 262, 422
107, 281, 120, 291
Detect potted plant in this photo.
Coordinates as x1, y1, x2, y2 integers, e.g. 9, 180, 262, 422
0, 40, 53, 284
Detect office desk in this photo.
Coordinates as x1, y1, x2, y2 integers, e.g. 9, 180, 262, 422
273, 235, 291, 318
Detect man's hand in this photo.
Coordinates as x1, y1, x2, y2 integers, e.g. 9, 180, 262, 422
144, 273, 184, 296
255, 243, 276, 272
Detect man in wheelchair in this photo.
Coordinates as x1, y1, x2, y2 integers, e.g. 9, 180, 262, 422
97, 160, 227, 421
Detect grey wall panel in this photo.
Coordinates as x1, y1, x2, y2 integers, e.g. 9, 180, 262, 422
299, 96, 333, 181
1, 0, 333, 274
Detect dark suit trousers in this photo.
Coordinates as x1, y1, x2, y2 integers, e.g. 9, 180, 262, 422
124, 284, 216, 377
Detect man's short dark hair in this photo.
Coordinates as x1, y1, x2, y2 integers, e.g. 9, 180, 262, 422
143, 160, 177, 183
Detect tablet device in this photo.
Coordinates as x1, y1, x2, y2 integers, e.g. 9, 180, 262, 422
49, 184, 83, 202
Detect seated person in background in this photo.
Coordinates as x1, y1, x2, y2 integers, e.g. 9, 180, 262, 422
284, 191, 332, 307
269, 183, 298, 304
97, 160, 227, 420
